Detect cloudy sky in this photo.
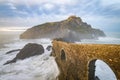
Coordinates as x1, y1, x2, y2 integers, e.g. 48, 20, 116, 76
0, 0, 120, 32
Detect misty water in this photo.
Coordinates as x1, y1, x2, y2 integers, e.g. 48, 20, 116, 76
77, 32, 120, 44
0, 31, 119, 80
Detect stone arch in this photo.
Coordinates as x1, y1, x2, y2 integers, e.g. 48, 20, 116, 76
60, 49, 66, 60
88, 59, 117, 80
88, 59, 97, 80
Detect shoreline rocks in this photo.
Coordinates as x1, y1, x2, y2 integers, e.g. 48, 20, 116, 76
20, 16, 105, 42
6, 49, 21, 54
4, 43, 44, 65
46, 45, 52, 51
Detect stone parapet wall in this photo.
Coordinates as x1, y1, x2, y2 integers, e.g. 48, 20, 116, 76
52, 40, 120, 80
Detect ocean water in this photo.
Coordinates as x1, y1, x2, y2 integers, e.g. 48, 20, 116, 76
0, 31, 119, 80
0, 31, 18, 48
0, 31, 59, 80
77, 32, 120, 44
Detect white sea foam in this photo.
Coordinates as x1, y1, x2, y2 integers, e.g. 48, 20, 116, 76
76, 37, 120, 44
97, 37, 120, 44
0, 39, 59, 80
99, 37, 120, 41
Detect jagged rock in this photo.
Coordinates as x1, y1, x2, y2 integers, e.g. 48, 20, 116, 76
53, 36, 80, 43
4, 43, 44, 65
53, 38, 66, 42
46, 45, 52, 51
95, 76, 100, 80
53, 38, 73, 43
20, 16, 106, 42
6, 49, 21, 54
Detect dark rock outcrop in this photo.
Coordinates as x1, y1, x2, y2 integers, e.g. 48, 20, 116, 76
53, 37, 77, 43
20, 16, 105, 42
95, 76, 100, 80
4, 43, 44, 65
46, 45, 52, 51
6, 49, 21, 54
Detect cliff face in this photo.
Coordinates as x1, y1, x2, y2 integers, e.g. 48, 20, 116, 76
20, 16, 105, 41
52, 40, 120, 80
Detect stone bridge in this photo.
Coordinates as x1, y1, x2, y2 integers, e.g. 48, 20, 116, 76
52, 40, 120, 80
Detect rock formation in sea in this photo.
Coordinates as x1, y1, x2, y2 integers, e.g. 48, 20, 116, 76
52, 40, 120, 80
4, 43, 44, 65
46, 45, 52, 51
20, 16, 105, 42
6, 49, 21, 54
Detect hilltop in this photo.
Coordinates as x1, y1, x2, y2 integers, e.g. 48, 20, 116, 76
20, 16, 105, 42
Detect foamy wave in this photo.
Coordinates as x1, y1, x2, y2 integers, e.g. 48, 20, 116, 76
97, 37, 120, 44
3, 38, 52, 51
76, 37, 120, 44
0, 55, 59, 80
98, 37, 120, 41
0, 38, 59, 80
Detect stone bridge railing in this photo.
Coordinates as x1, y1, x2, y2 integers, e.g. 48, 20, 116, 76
52, 40, 120, 80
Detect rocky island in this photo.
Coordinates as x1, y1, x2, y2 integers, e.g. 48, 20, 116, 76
20, 16, 105, 42
4, 43, 44, 65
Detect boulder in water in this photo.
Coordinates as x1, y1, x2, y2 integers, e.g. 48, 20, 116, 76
4, 43, 44, 65
6, 49, 21, 54
46, 45, 52, 51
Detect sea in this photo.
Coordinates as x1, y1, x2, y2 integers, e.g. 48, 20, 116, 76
0, 31, 119, 80
77, 32, 120, 44
0, 31, 59, 80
